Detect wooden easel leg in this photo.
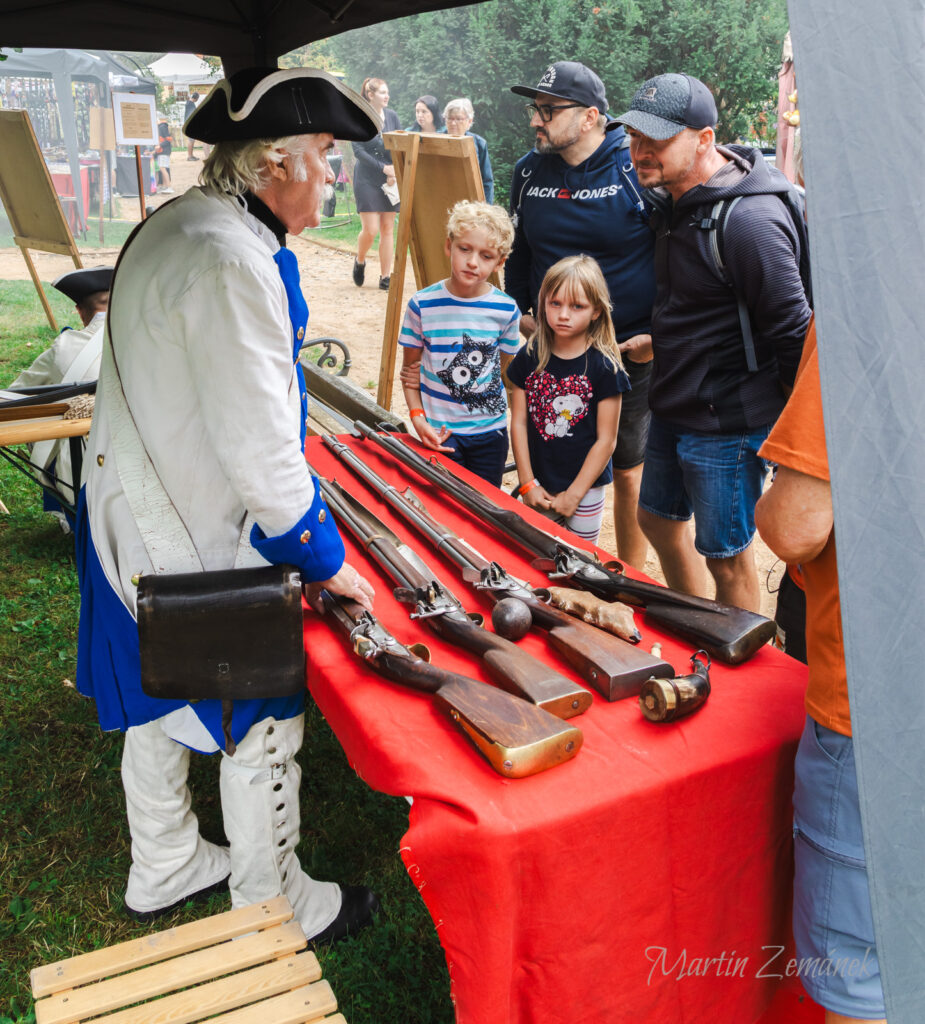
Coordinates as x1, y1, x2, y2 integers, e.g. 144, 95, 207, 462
20, 246, 57, 330
377, 133, 420, 412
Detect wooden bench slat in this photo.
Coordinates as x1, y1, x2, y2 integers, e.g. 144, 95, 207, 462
206, 979, 337, 1024
44, 953, 322, 1024
31, 897, 294, 997
34, 922, 308, 1024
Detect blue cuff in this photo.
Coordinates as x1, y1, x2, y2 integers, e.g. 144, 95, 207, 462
250, 486, 345, 582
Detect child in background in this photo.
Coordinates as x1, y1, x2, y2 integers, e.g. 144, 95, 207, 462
507, 255, 629, 544
399, 200, 520, 487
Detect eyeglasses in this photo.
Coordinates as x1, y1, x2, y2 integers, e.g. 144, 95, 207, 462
525, 102, 583, 123
446, 116, 471, 123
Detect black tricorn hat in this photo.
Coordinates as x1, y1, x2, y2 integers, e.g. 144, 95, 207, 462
184, 67, 380, 144
52, 267, 114, 303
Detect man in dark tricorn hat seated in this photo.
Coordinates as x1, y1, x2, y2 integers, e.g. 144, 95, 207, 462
75, 68, 380, 943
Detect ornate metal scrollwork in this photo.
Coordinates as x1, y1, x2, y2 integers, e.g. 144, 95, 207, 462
299, 336, 352, 377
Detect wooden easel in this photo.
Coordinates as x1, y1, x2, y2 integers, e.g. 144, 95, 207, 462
376, 131, 493, 410
0, 109, 82, 330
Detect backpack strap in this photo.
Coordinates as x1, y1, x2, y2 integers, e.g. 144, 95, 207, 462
704, 196, 759, 373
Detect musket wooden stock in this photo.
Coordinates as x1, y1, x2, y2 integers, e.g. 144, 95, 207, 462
321, 433, 674, 701
353, 424, 776, 664
319, 477, 591, 719
320, 593, 583, 777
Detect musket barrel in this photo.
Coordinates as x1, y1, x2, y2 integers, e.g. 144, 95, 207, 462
354, 426, 777, 665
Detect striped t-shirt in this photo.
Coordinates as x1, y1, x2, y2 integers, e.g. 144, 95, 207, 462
399, 281, 521, 435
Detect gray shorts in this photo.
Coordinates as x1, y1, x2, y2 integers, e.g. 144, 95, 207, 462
612, 358, 651, 470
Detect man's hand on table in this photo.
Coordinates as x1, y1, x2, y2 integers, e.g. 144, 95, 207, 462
306, 560, 375, 613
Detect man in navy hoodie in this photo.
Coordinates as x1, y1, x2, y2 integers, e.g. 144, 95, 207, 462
615, 74, 811, 613
506, 61, 656, 569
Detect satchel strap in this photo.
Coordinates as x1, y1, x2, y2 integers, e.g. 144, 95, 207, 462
100, 202, 253, 573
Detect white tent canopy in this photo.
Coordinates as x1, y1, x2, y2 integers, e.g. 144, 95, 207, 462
148, 52, 222, 86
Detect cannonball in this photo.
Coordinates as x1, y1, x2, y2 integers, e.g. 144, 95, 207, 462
491, 598, 532, 641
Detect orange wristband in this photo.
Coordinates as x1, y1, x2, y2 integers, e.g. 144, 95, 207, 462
518, 478, 539, 496
409, 408, 426, 418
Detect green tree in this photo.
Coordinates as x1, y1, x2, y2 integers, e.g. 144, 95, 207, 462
296, 0, 787, 205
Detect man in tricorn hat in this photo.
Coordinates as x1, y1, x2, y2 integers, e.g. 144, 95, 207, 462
11, 267, 112, 393
76, 68, 380, 942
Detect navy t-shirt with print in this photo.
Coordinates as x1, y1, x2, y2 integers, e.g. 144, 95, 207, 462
507, 345, 631, 493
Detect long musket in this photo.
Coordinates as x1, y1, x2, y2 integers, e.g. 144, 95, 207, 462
319, 591, 582, 777
318, 477, 592, 719
352, 423, 776, 664
321, 433, 675, 701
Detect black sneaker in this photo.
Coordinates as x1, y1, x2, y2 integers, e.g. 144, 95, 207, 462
379, 276, 390, 291
352, 258, 365, 286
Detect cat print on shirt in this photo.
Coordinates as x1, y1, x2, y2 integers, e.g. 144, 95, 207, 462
436, 333, 506, 414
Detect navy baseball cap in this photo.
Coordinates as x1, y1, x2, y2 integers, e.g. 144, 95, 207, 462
511, 61, 608, 112
615, 73, 717, 140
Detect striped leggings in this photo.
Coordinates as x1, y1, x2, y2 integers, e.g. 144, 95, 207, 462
529, 484, 606, 545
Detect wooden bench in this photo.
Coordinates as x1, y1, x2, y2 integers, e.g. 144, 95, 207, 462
30, 896, 347, 1024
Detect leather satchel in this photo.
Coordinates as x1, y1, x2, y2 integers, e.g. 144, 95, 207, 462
137, 564, 306, 701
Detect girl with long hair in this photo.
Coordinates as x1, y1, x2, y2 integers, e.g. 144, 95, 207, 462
507, 255, 630, 543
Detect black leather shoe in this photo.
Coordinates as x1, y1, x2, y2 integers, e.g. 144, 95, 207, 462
306, 885, 380, 948
124, 874, 230, 924
379, 276, 390, 291
352, 258, 365, 286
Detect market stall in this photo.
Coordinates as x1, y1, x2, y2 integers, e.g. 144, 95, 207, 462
0, 47, 155, 231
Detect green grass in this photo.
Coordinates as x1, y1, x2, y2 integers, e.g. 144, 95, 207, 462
0, 287, 452, 1024
302, 185, 396, 250
0, 218, 136, 251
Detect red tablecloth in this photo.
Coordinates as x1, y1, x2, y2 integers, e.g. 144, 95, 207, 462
303, 435, 824, 1024
50, 167, 91, 223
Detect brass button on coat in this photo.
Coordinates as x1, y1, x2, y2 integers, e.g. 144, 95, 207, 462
300, 529, 311, 543
96, 454, 105, 466
318, 509, 326, 524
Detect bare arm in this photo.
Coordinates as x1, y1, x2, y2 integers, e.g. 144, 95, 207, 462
550, 395, 621, 519
400, 346, 452, 452
755, 465, 832, 564
510, 386, 553, 510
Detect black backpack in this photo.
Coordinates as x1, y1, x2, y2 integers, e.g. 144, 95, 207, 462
701, 170, 812, 372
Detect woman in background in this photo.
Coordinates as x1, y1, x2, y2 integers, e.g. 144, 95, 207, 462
352, 77, 401, 290
408, 95, 443, 133
442, 98, 494, 203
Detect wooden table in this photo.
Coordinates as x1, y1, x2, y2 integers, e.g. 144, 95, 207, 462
0, 411, 91, 513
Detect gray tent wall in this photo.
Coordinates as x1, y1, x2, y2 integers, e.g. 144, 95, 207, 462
0, 48, 156, 230
788, 2, 925, 1021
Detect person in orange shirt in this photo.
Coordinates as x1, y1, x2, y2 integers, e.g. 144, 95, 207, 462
756, 320, 886, 1024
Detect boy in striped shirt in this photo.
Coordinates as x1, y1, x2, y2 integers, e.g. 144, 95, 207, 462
399, 200, 520, 487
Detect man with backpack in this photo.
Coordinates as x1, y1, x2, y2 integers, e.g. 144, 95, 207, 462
615, 73, 811, 613
505, 61, 656, 570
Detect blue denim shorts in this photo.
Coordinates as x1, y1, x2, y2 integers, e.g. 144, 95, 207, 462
792, 716, 885, 1019
638, 416, 770, 559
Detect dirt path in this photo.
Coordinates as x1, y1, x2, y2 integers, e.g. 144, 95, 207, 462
1, 155, 784, 615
